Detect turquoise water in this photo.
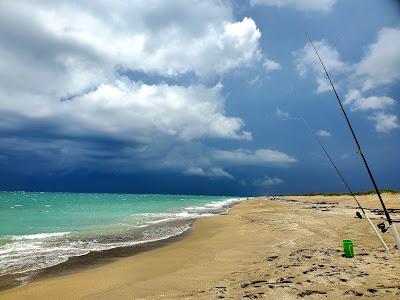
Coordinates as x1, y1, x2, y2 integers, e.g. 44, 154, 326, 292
0, 192, 243, 275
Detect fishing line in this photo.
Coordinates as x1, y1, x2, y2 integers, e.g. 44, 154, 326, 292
282, 117, 389, 250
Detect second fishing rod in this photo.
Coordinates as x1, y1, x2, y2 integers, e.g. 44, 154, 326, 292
283, 117, 389, 251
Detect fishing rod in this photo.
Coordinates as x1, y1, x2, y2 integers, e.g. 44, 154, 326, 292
306, 33, 400, 249
283, 117, 389, 251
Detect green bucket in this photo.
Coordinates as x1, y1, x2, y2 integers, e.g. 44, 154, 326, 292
343, 239, 354, 258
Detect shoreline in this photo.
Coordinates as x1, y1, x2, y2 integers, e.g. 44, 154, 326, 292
0, 196, 245, 291
1, 195, 400, 299
0, 223, 193, 291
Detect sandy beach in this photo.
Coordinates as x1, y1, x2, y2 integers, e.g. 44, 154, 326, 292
1, 193, 400, 299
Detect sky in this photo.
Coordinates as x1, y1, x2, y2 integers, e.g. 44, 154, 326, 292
0, 0, 399, 196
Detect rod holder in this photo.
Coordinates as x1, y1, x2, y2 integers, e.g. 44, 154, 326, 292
390, 223, 400, 250
365, 215, 389, 251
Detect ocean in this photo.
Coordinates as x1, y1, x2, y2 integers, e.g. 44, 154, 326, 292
0, 191, 243, 277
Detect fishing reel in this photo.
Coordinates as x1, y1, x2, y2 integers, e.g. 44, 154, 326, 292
355, 211, 362, 219
377, 222, 389, 233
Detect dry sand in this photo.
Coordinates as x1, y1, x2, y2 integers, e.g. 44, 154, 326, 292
1, 193, 399, 299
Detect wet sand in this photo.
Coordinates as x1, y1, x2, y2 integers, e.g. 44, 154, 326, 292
1, 193, 399, 299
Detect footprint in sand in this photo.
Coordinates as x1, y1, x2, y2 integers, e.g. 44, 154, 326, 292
298, 290, 327, 297
344, 290, 364, 297
266, 255, 279, 262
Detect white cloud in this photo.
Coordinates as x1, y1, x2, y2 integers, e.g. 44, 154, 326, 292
293, 40, 350, 93
320, 28, 400, 94
0, 1, 303, 178
344, 90, 395, 111
0, 1, 259, 152
0, 80, 252, 142
294, 34, 399, 134
184, 167, 234, 179
368, 112, 399, 133
263, 58, 282, 72
275, 108, 290, 119
250, 0, 336, 13
346, 27, 400, 133
344, 89, 362, 104
248, 75, 263, 86
254, 176, 283, 187
355, 27, 400, 91
316, 130, 331, 137
158, 144, 297, 175
212, 148, 297, 165
0, 2, 262, 100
